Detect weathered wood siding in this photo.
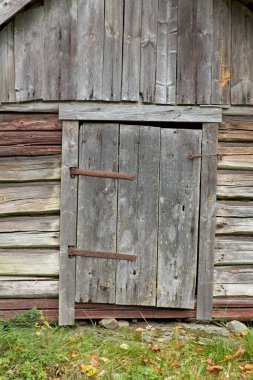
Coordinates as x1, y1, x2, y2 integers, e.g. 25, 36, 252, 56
0, 114, 61, 298
0, 0, 253, 105
214, 119, 253, 298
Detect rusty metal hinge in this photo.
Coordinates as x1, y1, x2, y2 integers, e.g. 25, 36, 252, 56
70, 167, 136, 181
68, 247, 137, 261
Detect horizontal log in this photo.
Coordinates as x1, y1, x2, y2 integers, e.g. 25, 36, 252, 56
0, 249, 59, 276
0, 155, 61, 182
0, 114, 61, 131
0, 145, 62, 156
214, 266, 253, 284
0, 131, 62, 146
218, 145, 253, 170
215, 237, 253, 265
216, 201, 253, 217
0, 102, 59, 113
0, 181, 60, 216
59, 103, 222, 122
219, 122, 253, 131
217, 170, 253, 199
0, 216, 59, 247
216, 217, 253, 235
213, 297, 253, 307
214, 284, 253, 297
218, 123, 253, 142
0, 278, 58, 298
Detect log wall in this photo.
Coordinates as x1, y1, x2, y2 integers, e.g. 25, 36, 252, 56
0, 0, 253, 106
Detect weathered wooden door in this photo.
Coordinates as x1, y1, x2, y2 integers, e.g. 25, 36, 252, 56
73, 123, 202, 309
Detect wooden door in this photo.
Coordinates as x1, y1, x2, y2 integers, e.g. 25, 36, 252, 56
74, 123, 202, 309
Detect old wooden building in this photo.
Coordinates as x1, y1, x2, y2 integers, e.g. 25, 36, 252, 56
0, 0, 253, 325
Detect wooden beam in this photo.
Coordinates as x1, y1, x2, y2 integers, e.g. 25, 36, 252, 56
197, 123, 218, 321
0, 102, 59, 113
59, 103, 222, 122
0, 0, 32, 26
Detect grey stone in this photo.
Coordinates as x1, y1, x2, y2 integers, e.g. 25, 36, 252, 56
118, 320, 130, 328
98, 318, 119, 330
181, 323, 230, 337
226, 320, 249, 335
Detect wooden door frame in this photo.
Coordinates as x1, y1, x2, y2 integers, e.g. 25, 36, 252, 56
58, 104, 220, 325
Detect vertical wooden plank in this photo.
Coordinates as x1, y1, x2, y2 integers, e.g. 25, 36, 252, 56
75, 123, 118, 304
0, 22, 16, 103
102, 0, 123, 101
140, 0, 158, 103
14, 7, 44, 101
231, 1, 253, 105
155, 0, 177, 105
59, 121, 79, 326
211, 0, 231, 104
196, 0, 213, 104
76, 0, 104, 100
177, 0, 196, 104
157, 129, 202, 308
197, 123, 218, 320
116, 125, 160, 306
121, 0, 142, 101
43, 0, 78, 100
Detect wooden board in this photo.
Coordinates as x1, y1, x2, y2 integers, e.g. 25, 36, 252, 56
214, 283, 253, 297
219, 123, 253, 142
0, 215, 59, 247
0, 0, 32, 26
0, 249, 59, 276
0, 155, 61, 182
215, 238, 253, 265
155, 0, 177, 104
0, 181, 60, 216
76, 0, 104, 100
218, 144, 253, 170
14, 6, 44, 101
0, 114, 61, 131
121, 0, 142, 101
217, 170, 253, 199
102, 0, 123, 101
216, 201, 253, 217
59, 121, 79, 325
0, 22, 15, 102
197, 124, 218, 320
216, 217, 253, 235
59, 103, 222, 122
116, 125, 160, 306
76, 123, 118, 304
157, 129, 202, 308
214, 266, 253, 284
0, 278, 58, 298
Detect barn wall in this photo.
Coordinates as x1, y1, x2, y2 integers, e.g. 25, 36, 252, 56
0, 0, 253, 105
0, 114, 60, 298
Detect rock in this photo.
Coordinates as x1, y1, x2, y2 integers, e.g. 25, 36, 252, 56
98, 318, 119, 330
118, 320, 130, 328
226, 320, 249, 335
181, 323, 230, 337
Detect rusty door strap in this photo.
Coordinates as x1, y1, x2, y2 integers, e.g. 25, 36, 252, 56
70, 167, 136, 181
68, 247, 137, 261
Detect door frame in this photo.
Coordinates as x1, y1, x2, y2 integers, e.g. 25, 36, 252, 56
58, 103, 220, 325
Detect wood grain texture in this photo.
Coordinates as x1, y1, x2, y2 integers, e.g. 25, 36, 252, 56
0, 278, 58, 298
218, 144, 253, 170
157, 129, 202, 309
0, 0, 32, 26
0, 216, 59, 247
216, 217, 253, 235
102, 0, 123, 101
76, 0, 104, 100
59, 121, 79, 325
43, 0, 77, 100
59, 103, 222, 122
116, 125, 160, 306
14, 6, 44, 101
217, 170, 253, 199
211, 0, 231, 104
0, 102, 59, 113
76, 123, 118, 304
214, 266, 253, 284
0, 182, 60, 216
0, 114, 61, 131
140, 0, 158, 103
0, 155, 61, 182
216, 201, 253, 217
0, 249, 59, 276
214, 283, 253, 297
121, 0, 142, 101
219, 122, 253, 141
231, 1, 253, 104
197, 124, 218, 320
0, 21, 15, 102
215, 237, 253, 265
155, 0, 177, 104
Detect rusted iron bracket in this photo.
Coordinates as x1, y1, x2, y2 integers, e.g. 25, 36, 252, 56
70, 167, 136, 181
68, 247, 137, 261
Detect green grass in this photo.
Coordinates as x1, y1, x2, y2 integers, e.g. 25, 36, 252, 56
0, 309, 252, 379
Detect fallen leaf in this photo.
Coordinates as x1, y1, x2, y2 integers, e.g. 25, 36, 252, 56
90, 355, 99, 368
100, 357, 109, 363
241, 330, 249, 337
239, 363, 253, 371
98, 370, 106, 378
171, 359, 180, 368
206, 365, 224, 374
195, 346, 203, 352
142, 358, 149, 365
135, 327, 145, 332
80, 364, 97, 377
206, 358, 214, 365
120, 343, 129, 350
225, 345, 245, 360
148, 344, 161, 351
